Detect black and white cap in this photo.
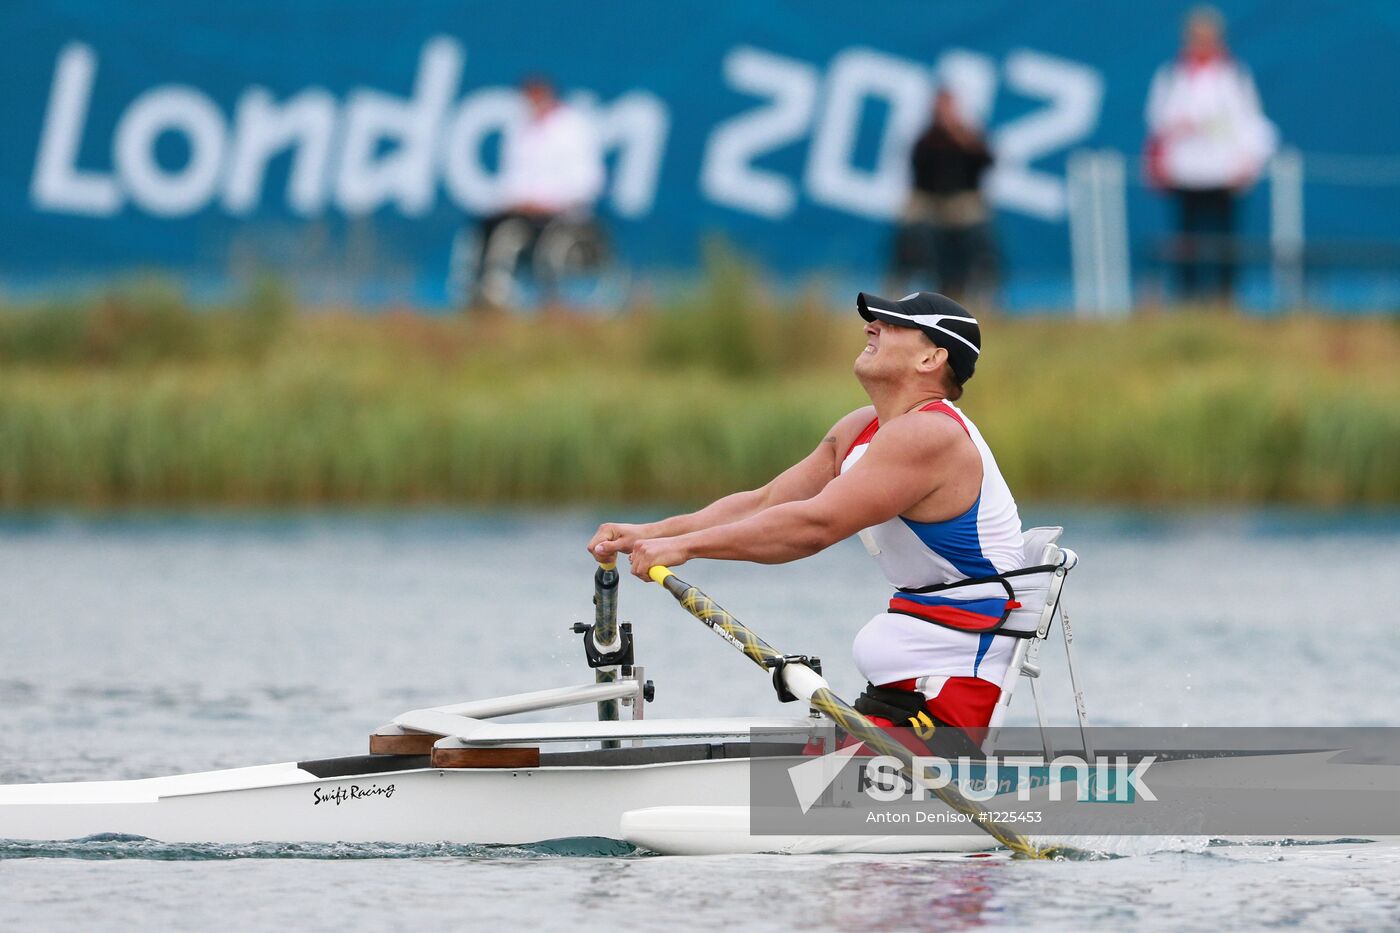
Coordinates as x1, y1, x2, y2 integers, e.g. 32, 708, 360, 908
856, 291, 981, 388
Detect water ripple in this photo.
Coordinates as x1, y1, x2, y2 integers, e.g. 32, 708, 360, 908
0, 833, 644, 861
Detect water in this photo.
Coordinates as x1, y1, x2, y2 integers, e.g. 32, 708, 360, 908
1, 509, 1398, 930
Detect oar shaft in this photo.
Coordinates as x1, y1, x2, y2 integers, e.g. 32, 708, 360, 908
654, 570, 784, 670
649, 565, 1053, 860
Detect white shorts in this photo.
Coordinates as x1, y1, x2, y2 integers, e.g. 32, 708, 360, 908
851, 612, 1016, 687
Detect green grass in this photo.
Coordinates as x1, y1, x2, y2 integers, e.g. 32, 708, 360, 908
0, 270, 1396, 507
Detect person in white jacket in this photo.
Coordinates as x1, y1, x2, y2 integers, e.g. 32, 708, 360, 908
468, 75, 606, 307
1146, 6, 1277, 303
498, 77, 605, 219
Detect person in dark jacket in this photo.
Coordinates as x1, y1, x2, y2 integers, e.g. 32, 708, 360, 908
891, 90, 997, 302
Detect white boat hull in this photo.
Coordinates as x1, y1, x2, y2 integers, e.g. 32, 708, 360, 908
6, 748, 1398, 855
0, 755, 1003, 853
0, 756, 756, 846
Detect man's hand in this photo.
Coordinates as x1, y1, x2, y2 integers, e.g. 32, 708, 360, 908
625, 536, 691, 581
587, 522, 650, 562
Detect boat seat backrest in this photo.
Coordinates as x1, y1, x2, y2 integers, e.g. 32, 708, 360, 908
996, 526, 1066, 637
1021, 526, 1063, 565
986, 525, 1087, 743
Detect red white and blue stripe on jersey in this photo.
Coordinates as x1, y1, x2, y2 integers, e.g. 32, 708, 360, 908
840, 400, 1025, 636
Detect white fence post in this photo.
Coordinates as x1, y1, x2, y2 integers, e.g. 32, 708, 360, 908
1269, 147, 1306, 310
1067, 149, 1132, 317
1067, 149, 1097, 315
1097, 150, 1132, 314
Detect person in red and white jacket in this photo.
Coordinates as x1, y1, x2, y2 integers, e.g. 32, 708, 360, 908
1145, 6, 1278, 303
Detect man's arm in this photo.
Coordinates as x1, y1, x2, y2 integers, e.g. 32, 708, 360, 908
622, 412, 964, 577
588, 406, 873, 561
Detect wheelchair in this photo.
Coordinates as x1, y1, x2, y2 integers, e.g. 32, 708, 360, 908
448, 212, 630, 312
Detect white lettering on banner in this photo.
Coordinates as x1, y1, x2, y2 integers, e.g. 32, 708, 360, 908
335, 35, 463, 217
30, 37, 669, 223
440, 88, 521, 214
701, 44, 1105, 222
987, 50, 1104, 220
30, 42, 121, 216
581, 91, 670, 219
26, 35, 1103, 227
805, 47, 932, 219
223, 88, 337, 216
700, 46, 819, 219
114, 86, 227, 217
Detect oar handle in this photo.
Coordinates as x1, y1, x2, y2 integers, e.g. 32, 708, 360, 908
594, 559, 620, 643
649, 566, 698, 611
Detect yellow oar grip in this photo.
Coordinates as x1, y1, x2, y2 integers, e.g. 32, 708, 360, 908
648, 565, 674, 584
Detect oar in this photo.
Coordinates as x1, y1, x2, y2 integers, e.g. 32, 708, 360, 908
647, 565, 1068, 860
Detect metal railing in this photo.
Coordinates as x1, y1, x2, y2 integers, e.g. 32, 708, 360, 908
1066, 146, 1400, 315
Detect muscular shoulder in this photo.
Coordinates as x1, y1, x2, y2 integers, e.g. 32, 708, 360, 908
867, 408, 973, 462
862, 409, 982, 521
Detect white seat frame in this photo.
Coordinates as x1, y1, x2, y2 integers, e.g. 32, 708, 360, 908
985, 528, 1092, 760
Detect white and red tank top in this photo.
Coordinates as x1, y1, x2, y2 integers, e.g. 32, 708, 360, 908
843, 400, 1027, 687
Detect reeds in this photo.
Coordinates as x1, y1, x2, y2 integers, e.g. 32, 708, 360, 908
0, 272, 1395, 507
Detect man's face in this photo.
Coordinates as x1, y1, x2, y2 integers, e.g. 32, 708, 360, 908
523, 82, 555, 116
1185, 19, 1222, 58
933, 90, 957, 126
854, 318, 931, 384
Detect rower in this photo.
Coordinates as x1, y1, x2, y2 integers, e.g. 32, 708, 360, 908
589, 291, 1034, 748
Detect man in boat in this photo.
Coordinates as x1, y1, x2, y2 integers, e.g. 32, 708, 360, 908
589, 291, 1026, 741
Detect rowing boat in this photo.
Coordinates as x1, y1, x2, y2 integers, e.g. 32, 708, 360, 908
3, 534, 1396, 855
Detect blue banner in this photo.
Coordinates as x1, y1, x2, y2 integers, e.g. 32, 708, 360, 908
2, 1, 1398, 307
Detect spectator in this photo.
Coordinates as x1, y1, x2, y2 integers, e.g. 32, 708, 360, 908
890, 89, 997, 303
1146, 6, 1277, 303
471, 75, 605, 307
